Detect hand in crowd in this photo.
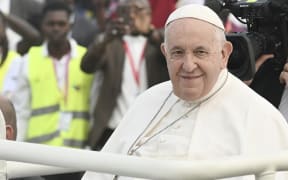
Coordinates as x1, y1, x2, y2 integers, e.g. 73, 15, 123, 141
105, 17, 131, 37
280, 61, 288, 85
255, 54, 274, 72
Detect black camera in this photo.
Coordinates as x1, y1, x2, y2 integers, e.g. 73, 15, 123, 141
206, 0, 288, 80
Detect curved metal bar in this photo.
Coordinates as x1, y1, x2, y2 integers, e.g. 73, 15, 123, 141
0, 140, 288, 179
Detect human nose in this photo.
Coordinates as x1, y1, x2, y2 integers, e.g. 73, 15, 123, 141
182, 53, 198, 72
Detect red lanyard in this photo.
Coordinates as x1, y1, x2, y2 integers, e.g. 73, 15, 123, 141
123, 41, 147, 87
52, 53, 71, 104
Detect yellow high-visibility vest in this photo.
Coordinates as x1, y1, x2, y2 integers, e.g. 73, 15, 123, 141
26, 45, 93, 148
0, 51, 19, 91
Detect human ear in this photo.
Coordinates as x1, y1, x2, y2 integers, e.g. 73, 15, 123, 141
221, 41, 233, 68
6, 124, 15, 140
160, 43, 167, 57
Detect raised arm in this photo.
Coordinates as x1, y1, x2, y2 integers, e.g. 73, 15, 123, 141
80, 33, 110, 74
81, 18, 128, 73
0, 11, 42, 44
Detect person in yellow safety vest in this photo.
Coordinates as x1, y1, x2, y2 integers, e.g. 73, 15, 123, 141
13, 0, 93, 175
0, 51, 19, 91
13, 1, 94, 148
0, 6, 42, 97
11, 2, 94, 179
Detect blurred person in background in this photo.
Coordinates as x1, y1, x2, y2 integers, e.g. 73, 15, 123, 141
81, 0, 170, 150
148, 0, 176, 29
12, 2, 94, 180
0, 11, 42, 97
0, 14, 18, 94
204, 0, 288, 120
0, 0, 44, 53
46, 0, 106, 47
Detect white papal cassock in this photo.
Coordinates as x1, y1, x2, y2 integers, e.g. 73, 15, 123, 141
83, 69, 288, 180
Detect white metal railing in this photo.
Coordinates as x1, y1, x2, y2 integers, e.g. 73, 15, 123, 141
6, 161, 78, 178
0, 140, 288, 180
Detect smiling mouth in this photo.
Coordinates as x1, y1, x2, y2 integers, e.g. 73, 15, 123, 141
181, 74, 203, 79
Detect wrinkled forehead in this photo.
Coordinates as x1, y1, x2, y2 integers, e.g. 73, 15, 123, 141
164, 18, 225, 49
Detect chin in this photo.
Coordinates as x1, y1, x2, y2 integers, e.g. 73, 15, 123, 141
181, 94, 200, 101
175, 89, 200, 101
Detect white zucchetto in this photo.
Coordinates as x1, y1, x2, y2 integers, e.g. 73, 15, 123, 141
165, 4, 225, 31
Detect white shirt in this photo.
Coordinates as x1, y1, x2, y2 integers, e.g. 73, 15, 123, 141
108, 35, 148, 129
10, 39, 93, 141
1, 54, 21, 98
82, 69, 288, 180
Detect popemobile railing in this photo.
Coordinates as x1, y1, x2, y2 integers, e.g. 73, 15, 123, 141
0, 139, 288, 180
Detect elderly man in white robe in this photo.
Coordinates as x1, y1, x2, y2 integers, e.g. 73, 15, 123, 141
82, 4, 288, 180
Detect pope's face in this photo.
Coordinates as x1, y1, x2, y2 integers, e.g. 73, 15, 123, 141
161, 18, 232, 101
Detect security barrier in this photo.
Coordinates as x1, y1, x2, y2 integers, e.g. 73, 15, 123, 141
0, 140, 288, 180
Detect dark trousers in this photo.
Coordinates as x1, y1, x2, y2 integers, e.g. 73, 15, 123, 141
11, 172, 84, 180
93, 128, 114, 151
42, 172, 84, 180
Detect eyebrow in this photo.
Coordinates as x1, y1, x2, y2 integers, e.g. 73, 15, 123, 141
169, 45, 210, 52
193, 46, 209, 51
169, 46, 184, 51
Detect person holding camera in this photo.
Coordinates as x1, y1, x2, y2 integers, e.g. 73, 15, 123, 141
249, 54, 288, 122
80, 0, 170, 151
248, 56, 288, 125
204, 0, 288, 121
